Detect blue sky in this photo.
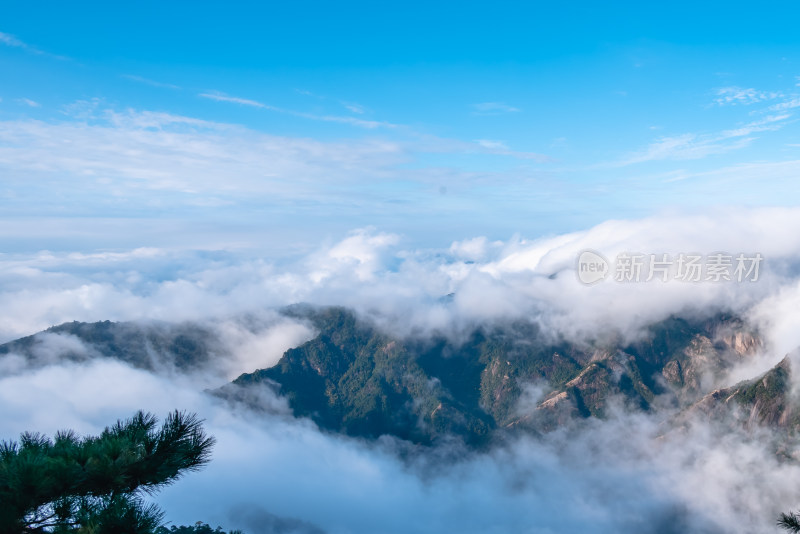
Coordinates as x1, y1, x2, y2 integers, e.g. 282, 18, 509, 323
2, 1, 800, 253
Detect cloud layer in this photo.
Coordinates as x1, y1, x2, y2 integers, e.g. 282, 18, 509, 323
3, 99, 800, 254
4, 211, 800, 532
1, 354, 798, 534
3, 208, 800, 346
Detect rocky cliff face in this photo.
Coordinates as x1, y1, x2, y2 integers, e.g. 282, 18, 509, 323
225, 307, 771, 445
685, 356, 797, 430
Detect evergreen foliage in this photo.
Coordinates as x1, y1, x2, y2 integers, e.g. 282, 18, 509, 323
155, 522, 242, 534
0, 411, 214, 533
779, 511, 800, 532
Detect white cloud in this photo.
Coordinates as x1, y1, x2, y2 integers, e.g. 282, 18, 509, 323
714, 86, 782, 105
0, 354, 797, 534
16, 98, 40, 108
0, 107, 407, 199
4, 102, 800, 262
0, 103, 574, 255
616, 113, 792, 166
199, 92, 271, 109
471, 102, 521, 114
121, 74, 181, 90
770, 97, 800, 111
2, 209, 800, 349
0, 30, 67, 60
718, 113, 792, 138
469, 139, 550, 161
310, 228, 401, 283
200, 92, 396, 129
617, 133, 753, 165
342, 102, 367, 114
475, 139, 509, 150
4, 211, 800, 532
0, 31, 27, 48
612, 80, 799, 168
449, 236, 500, 262
215, 317, 315, 379
294, 89, 371, 117
311, 113, 391, 129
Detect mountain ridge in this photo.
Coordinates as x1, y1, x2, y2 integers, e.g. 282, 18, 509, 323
3, 306, 793, 448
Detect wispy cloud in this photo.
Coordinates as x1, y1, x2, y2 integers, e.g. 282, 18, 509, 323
0, 106, 409, 200
714, 86, 782, 106
0, 103, 573, 256
296, 89, 370, 115
617, 81, 798, 166
770, 97, 800, 111
0, 32, 26, 48
199, 92, 271, 109
471, 102, 521, 115
342, 102, 367, 114
475, 139, 509, 150
617, 133, 752, 165
315, 114, 392, 129
474, 139, 551, 161
199, 91, 395, 129
614, 113, 793, 166
719, 113, 791, 138
0, 31, 68, 60
121, 74, 180, 90
16, 98, 41, 108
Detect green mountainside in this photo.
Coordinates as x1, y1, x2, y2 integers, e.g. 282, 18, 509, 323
0, 320, 220, 371
3, 306, 788, 447
224, 307, 764, 444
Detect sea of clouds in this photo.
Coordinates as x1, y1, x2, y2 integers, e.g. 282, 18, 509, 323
5, 209, 800, 532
